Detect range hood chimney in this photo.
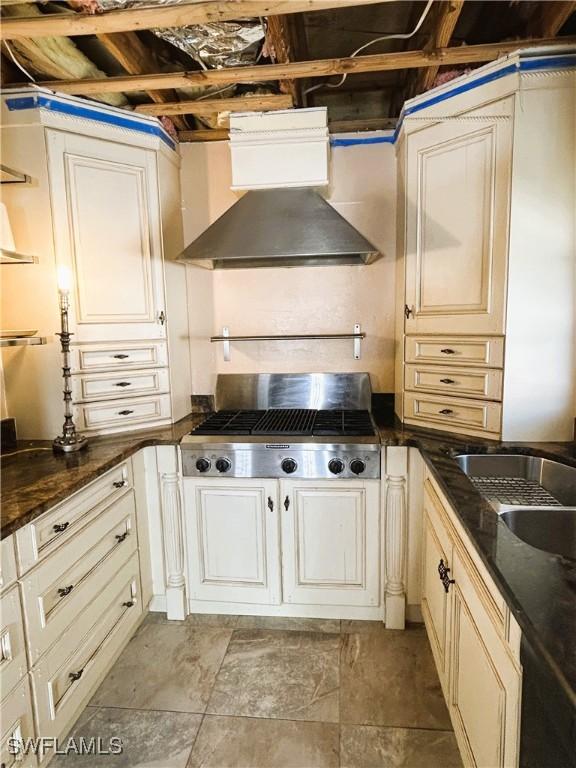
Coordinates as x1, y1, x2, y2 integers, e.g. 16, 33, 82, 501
177, 187, 379, 269
177, 107, 380, 269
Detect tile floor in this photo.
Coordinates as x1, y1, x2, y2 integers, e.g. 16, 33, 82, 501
53, 614, 462, 768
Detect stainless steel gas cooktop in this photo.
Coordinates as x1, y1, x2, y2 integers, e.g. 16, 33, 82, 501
181, 373, 381, 479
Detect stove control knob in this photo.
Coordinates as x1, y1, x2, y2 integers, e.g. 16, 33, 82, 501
328, 458, 345, 475
195, 457, 211, 473
281, 458, 298, 474
215, 457, 232, 473
350, 459, 366, 475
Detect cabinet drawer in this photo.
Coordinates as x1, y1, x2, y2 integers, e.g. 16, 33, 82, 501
405, 336, 504, 368
31, 553, 142, 749
72, 367, 170, 403
16, 461, 132, 574
1, 536, 17, 589
0, 677, 36, 768
74, 394, 171, 432
404, 393, 501, 437
71, 341, 168, 373
21, 491, 137, 665
0, 585, 27, 697
405, 364, 503, 401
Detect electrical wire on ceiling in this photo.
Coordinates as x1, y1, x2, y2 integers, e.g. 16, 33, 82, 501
3, 40, 36, 83
303, 0, 435, 97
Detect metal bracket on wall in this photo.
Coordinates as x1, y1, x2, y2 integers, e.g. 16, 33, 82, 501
211, 324, 364, 363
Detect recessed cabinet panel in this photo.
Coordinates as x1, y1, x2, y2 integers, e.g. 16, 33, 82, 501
47, 131, 166, 341
185, 479, 281, 605
280, 480, 380, 607
405, 110, 512, 334
0, 677, 36, 768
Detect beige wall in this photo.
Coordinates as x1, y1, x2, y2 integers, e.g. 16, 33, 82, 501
180, 137, 397, 394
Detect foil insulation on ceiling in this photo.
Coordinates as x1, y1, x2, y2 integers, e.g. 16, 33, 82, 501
92, 0, 265, 68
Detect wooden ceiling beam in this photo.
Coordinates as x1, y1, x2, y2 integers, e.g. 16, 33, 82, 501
178, 129, 230, 142
412, 0, 465, 96
265, 15, 301, 106
95, 31, 189, 130
526, 1, 576, 38
24, 35, 576, 97
0, 0, 390, 41
135, 93, 293, 116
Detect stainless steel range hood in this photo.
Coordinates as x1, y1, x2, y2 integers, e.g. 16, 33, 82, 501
177, 187, 380, 269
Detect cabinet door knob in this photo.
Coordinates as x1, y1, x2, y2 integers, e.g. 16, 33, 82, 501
440, 379, 455, 384
58, 585, 74, 598
439, 408, 454, 415
267, 496, 274, 512
113, 354, 130, 360
440, 348, 455, 354
69, 669, 84, 683
53, 522, 70, 534
438, 559, 455, 593
115, 531, 129, 544
404, 304, 414, 319
113, 480, 127, 488
118, 410, 134, 416
122, 600, 135, 608
158, 311, 166, 325
284, 495, 290, 511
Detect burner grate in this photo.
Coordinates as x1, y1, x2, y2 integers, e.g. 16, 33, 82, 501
314, 410, 375, 436
469, 476, 562, 507
252, 409, 316, 435
192, 410, 265, 435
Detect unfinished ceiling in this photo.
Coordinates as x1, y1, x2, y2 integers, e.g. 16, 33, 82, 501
1, 0, 575, 141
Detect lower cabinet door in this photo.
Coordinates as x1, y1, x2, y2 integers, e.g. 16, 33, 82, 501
280, 479, 380, 607
421, 480, 453, 696
184, 479, 281, 605
449, 547, 521, 768
0, 677, 37, 768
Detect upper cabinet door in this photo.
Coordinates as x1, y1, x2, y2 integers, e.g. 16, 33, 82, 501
404, 104, 513, 335
280, 479, 380, 608
47, 131, 166, 341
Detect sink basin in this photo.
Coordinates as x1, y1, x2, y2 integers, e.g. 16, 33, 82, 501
455, 454, 576, 509
500, 508, 576, 560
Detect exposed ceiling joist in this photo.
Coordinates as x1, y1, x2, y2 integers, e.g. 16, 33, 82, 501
135, 92, 293, 116
95, 31, 189, 130
412, 0, 465, 96
178, 129, 230, 142
265, 15, 301, 106
527, 1, 576, 38
25, 36, 576, 97
0, 0, 390, 41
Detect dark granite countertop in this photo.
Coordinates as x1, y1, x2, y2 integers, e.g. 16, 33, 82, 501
2, 410, 574, 709
374, 415, 576, 708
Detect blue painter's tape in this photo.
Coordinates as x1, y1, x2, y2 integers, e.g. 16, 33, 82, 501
330, 134, 395, 147
519, 54, 576, 72
5, 93, 176, 150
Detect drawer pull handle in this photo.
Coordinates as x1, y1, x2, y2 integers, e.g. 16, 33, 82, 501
267, 496, 274, 512
284, 495, 290, 511
69, 669, 84, 683
440, 348, 455, 355
438, 559, 455, 593
439, 408, 454, 415
122, 600, 135, 608
113, 480, 127, 489
115, 531, 129, 544
58, 585, 74, 598
53, 522, 70, 533
113, 354, 130, 360
404, 304, 413, 319
118, 410, 134, 416
440, 378, 455, 385
115, 381, 132, 387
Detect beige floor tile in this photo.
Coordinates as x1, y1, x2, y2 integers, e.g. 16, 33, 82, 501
187, 715, 339, 768
51, 707, 202, 768
207, 629, 340, 723
341, 724, 462, 768
143, 612, 239, 628
340, 620, 386, 634
340, 628, 451, 729
236, 615, 340, 633
90, 623, 232, 713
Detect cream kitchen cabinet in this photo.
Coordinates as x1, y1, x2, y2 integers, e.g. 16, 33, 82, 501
396, 53, 576, 441
404, 101, 512, 337
0, 87, 191, 439
422, 475, 522, 768
184, 478, 282, 606
280, 479, 380, 608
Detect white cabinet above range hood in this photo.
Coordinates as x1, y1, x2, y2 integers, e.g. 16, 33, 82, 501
177, 108, 380, 269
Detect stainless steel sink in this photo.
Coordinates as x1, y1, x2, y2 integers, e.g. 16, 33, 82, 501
455, 454, 576, 510
499, 508, 576, 560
